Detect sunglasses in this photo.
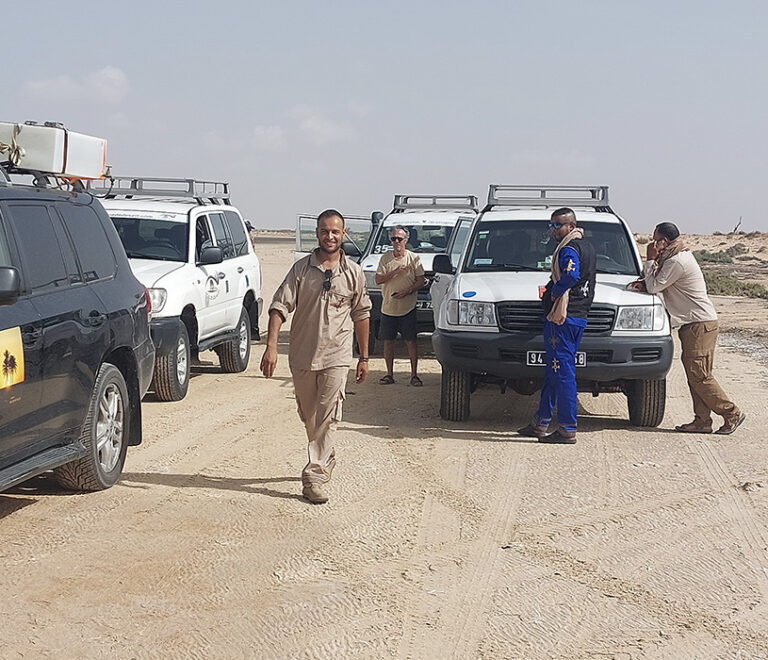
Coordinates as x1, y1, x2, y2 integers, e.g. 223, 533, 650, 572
322, 269, 332, 292
390, 236, 406, 243
548, 222, 564, 230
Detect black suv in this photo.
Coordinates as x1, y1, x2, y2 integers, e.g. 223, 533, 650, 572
0, 167, 155, 492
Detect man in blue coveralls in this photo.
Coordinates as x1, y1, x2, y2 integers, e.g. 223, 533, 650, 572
518, 208, 596, 444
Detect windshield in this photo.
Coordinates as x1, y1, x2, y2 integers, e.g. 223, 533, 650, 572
464, 220, 639, 275
111, 216, 189, 262
372, 223, 454, 255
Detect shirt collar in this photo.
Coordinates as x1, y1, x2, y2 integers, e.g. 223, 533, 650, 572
309, 247, 349, 271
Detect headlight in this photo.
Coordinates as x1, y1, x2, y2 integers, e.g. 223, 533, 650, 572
148, 288, 167, 313
364, 270, 379, 290
616, 304, 665, 331
447, 300, 496, 327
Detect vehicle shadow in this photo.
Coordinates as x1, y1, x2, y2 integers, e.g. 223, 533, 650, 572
0, 494, 38, 519
120, 472, 305, 502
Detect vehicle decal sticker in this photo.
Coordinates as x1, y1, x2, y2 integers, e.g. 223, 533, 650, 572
1, 327, 25, 387
205, 276, 220, 302
462, 291, 476, 298
473, 258, 492, 265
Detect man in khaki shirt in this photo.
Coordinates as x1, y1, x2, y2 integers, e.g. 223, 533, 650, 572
375, 225, 426, 386
631, 222, 745, 435
260, 210, 372, 504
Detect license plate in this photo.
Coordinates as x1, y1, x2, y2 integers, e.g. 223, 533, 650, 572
416, 300, 432, 310
526, 351, 586, 367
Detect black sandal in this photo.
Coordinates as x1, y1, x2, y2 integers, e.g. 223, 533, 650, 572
410, 375, 423, 387
379, 374, 395, 385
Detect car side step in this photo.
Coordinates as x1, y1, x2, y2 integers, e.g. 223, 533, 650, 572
197, 330, 239, 353
0, 442, 87, 491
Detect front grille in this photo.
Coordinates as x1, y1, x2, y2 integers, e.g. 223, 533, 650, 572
632, 347, 662, 362
586, 350, 613, 363
496, 301, 616, 335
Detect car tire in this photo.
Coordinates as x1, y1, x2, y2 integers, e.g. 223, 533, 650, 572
627, 378, 666, 427
153, 321, 190, 401
440, 366, 470, 421
54, 364, 130, 491
217, 307, 251, 373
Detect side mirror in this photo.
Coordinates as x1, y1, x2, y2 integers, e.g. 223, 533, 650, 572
0, 266, 21, 306
371, 211, 384, 226
198, 246, 223, 265
432, 254, 455, 275
341, 240, 361, 258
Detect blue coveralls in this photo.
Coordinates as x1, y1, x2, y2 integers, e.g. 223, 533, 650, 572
535, 246, 587, 434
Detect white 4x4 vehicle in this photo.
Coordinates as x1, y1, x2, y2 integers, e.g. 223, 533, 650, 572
431, 185, 674, 426
92, 177, 262, 401
359, 194, 478, 353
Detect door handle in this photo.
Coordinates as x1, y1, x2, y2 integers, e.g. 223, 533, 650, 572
216, 272, 226, 280
237, 267, 244, 274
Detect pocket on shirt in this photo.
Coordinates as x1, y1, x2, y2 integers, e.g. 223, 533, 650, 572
330, 292, 353, 309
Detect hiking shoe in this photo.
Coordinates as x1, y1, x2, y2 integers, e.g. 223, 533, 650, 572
674, 421, 713, 434
302, 484, 329, 504
517, 423, 552, 439
539, 429, 577, 444
716, 412, 746, 435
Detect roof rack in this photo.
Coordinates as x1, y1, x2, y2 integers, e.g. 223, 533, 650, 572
0, 163, 11, 186
86, 176, 230, 205
485, 185, 610, 211
393, 194, 478, 212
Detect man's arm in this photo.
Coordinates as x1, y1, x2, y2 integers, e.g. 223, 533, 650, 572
353, 317, 370, 384
643, 259, 683, 294
392, 274, 426, 299
375, 264, 408, 284
551, 247, 580, 298
260, 310, 285, 378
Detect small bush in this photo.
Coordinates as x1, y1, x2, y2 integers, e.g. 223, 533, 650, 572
694, 249, 733, 264
704, 272, 768, 299
724, 243, 747, 257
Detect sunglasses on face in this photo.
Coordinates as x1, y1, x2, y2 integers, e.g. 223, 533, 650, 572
390, 236, 405, 243
323, 269, 332, 292
548, 222, 564, 230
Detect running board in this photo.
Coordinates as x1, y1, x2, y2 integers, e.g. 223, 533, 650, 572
0, 442, 87, 491
197, 330, 239, 353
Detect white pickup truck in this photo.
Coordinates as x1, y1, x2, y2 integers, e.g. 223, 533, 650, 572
92, 177, 262, 401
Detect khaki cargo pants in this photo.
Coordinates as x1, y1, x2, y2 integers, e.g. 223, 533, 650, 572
291, 366, 348, 486
679, 321, 739, 425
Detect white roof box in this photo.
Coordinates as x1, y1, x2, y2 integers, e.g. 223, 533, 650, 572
0, 121, 107, 180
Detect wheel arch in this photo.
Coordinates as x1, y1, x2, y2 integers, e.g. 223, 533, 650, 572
103, 347, 142, 447
180, 304, 198, 351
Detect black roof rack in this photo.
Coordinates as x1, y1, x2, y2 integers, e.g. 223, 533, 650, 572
86, 176, 230, 205
0, 163, 11, 186
485, 185, 611, 212
392, 194, 478, 213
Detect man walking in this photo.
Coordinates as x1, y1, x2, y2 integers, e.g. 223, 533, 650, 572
260, 210, 372, 504
631, 222, 745, 434
375, 225, 426, 386
518, 208, 596, 444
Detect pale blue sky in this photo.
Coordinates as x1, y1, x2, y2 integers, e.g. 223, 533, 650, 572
4, 0, 766, 232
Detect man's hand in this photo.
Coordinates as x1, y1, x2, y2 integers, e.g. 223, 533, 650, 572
260, 345, 278, 378
392, 289, 409, 299
646, 240, 660, 261
355, 359, 369, 384
627, 280, 648, 293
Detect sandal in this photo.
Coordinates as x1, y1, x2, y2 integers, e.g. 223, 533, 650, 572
410, 375, 423, 387
379, 374, 395, 385
674, 421, 713, 434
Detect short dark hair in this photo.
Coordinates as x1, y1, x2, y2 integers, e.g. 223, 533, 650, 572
655, 222, 680, 241
551, 207, 576, 223
317, 209, 345, 227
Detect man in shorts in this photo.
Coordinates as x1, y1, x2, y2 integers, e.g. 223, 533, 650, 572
375, 225, 426, 386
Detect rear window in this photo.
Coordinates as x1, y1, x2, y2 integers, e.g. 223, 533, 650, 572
463, 220, 638, 275
224, 211, 248, 256
7, 204, 69, 291
58, 205, 116, 281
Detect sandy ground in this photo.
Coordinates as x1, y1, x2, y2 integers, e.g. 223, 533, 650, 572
1, 237, 768, 659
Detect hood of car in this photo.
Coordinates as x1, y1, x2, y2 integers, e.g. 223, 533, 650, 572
128, 259, 186, 288
360, 252, 440, 273
453, 272, 658, 305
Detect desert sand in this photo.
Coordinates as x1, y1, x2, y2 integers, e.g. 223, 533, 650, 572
1, 234, 767, 659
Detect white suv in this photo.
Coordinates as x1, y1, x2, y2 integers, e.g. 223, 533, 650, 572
92, 177, 262, 401
431, 185, 673, 426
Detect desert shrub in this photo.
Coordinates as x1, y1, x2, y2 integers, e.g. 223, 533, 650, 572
724, 243, 747, 257
704, 272, 768, 299
694, 250, 733, 264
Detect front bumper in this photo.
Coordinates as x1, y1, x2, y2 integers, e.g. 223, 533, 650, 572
432, 329, 674, 382
369, 290, 434, 333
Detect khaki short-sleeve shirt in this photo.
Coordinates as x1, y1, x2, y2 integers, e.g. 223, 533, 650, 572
377, 250, 425, 317
269, 249, 372, 371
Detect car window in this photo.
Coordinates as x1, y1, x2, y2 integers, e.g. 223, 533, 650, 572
223, 210, 248, 256
195, 216, 213, 261
464, 219, 638, 275
209, 212, 234, 259
58, 204, 116, 281
111, 216, 188, 263
0, 213, 13, 267
449, 218, 473, 267
372, 223, 454, 254
7, 204, 70, 291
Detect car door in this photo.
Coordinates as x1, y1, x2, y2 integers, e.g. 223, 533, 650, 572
207, 211, 242, 331
223, 209, 258, 313
293, 213, 374, 262
0, 205, 45, 465
7, 201, 108, 446
430, 216, 474, 322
